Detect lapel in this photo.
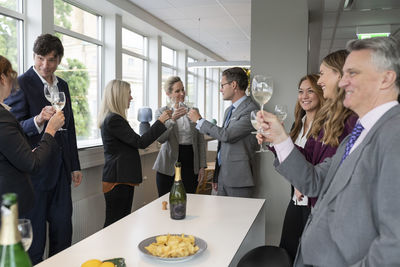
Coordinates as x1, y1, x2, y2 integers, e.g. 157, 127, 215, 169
225, 96, 249, 128
324, 105, 400, 205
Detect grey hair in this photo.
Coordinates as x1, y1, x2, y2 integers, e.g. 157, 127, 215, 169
164, 76, 182, 93
346, 37, 400, 90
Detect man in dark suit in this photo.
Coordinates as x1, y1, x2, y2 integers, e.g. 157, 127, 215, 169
188, 67, 258, 197
5, 34, 82, 264
257, 37, 400, 266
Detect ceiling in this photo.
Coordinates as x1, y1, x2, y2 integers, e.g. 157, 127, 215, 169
126, 0, 400, 64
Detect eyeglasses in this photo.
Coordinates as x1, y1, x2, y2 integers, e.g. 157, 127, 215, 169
221, 81, 232, 88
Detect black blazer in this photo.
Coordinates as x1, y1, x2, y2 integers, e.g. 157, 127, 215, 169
101, 112, 166, 184
4, 67, 81, 190
0, 105, 57, 216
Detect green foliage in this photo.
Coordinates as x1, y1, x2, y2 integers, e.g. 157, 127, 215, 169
56, 59, 91, 137
0, 14, 18, 68
54, 0, 72, 30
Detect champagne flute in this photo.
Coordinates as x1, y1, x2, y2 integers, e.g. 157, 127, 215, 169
52, 92, 67, 131
18, 219, 33, 251
252, 75, 273, 152
274, 104, 288, 122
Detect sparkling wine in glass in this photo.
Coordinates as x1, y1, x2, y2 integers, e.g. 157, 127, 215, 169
274, 104, 288, 122
252, 75, 273, 111
52, 92, 66, 111
53, 92, 67, 131
18, 219, 33, 251
252, 75, 273, 152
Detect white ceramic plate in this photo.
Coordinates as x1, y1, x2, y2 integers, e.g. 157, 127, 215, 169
138, 234, 207, 262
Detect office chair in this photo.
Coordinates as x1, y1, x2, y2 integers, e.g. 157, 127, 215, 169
237, 245, 292, 267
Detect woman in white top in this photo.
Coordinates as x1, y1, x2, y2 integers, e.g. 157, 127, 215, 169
279, 74, 324, 261
153, 76, 207, 196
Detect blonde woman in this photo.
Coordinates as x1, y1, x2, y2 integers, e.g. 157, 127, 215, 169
306, 50, 357, 206
98, 79, 171, 227
153, 76, 206, 196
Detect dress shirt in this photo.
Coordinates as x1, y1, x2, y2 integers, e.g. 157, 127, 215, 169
292, 115, 311, 206
176, 115, 192, 145
196, 95, 248, 129
32, 66, 60, 133
275, 101, 399, 163
0, 102, 11, 111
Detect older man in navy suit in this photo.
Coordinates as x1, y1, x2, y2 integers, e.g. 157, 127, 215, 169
5, 34, 82, 264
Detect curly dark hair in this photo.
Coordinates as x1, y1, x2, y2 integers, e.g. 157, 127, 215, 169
33, 34, 64, 59
222, 67, 248, 91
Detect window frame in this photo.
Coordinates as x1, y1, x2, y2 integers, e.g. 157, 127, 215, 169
54, 0, 104, 148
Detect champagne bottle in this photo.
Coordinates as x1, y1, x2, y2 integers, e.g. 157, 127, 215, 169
169, 162, 187, 220
0, 193, 32, 267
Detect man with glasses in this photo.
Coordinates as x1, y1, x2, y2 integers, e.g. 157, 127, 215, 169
188, 67, 258, 197
5, 34, 82, 264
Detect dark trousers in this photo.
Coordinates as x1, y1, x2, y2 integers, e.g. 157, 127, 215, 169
279, 199, 311, 262
104, 184, 135, 227
26, 172, 72, 265
156, 145, 198, 197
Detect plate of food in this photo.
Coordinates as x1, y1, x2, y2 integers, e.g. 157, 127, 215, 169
138, 234, 207, 262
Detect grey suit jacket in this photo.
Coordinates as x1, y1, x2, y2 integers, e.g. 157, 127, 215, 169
199, 96, 258, 187
153, 106, 207, 176
276, 104, 400, 267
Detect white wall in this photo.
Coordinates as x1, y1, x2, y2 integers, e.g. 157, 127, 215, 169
251, 0, 308, 245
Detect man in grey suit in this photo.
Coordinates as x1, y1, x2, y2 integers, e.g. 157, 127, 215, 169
188, 67, 258, 197
257, 37, 400, 266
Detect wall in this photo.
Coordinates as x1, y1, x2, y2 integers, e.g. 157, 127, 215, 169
251, 0, 308, 245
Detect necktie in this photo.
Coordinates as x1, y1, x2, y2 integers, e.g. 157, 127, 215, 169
218, 105, 235, 165
340, 122, 364, 164
223, 105, 235, 127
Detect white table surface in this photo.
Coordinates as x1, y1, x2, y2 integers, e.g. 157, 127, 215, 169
36, 194, 265, 267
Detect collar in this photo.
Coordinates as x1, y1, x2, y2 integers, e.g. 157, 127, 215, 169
232, 95, 247, 109
359, 101, 398, 132
32, 66, 59, 87
0, 102, 11, 111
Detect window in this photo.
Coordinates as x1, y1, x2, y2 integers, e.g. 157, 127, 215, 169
122, 27, 148, 130
161, 45, 177, 106
187, 57, 198, 107
205, 68, 220, 120
0, 0, 24, 73
54, 0, 102, 148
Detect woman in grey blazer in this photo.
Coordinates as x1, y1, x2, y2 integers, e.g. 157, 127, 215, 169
153, 76, 207, 196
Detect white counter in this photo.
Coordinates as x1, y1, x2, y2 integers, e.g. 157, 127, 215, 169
36, 194, 265, 267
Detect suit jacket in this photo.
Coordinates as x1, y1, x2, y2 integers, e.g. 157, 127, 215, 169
0, 105, 57, 216
275, 105, 400, 266
4, 67, 81, 191
152, 106, 207, 176
199, 96, 258, 187
101, 112, 166, 183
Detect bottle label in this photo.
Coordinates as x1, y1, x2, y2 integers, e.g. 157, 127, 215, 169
170, 203, 186, 220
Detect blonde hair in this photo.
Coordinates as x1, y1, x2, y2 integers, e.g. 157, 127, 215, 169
164, 76, 182, 94
310, 50, 353, 146
97, 79, 131, 128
